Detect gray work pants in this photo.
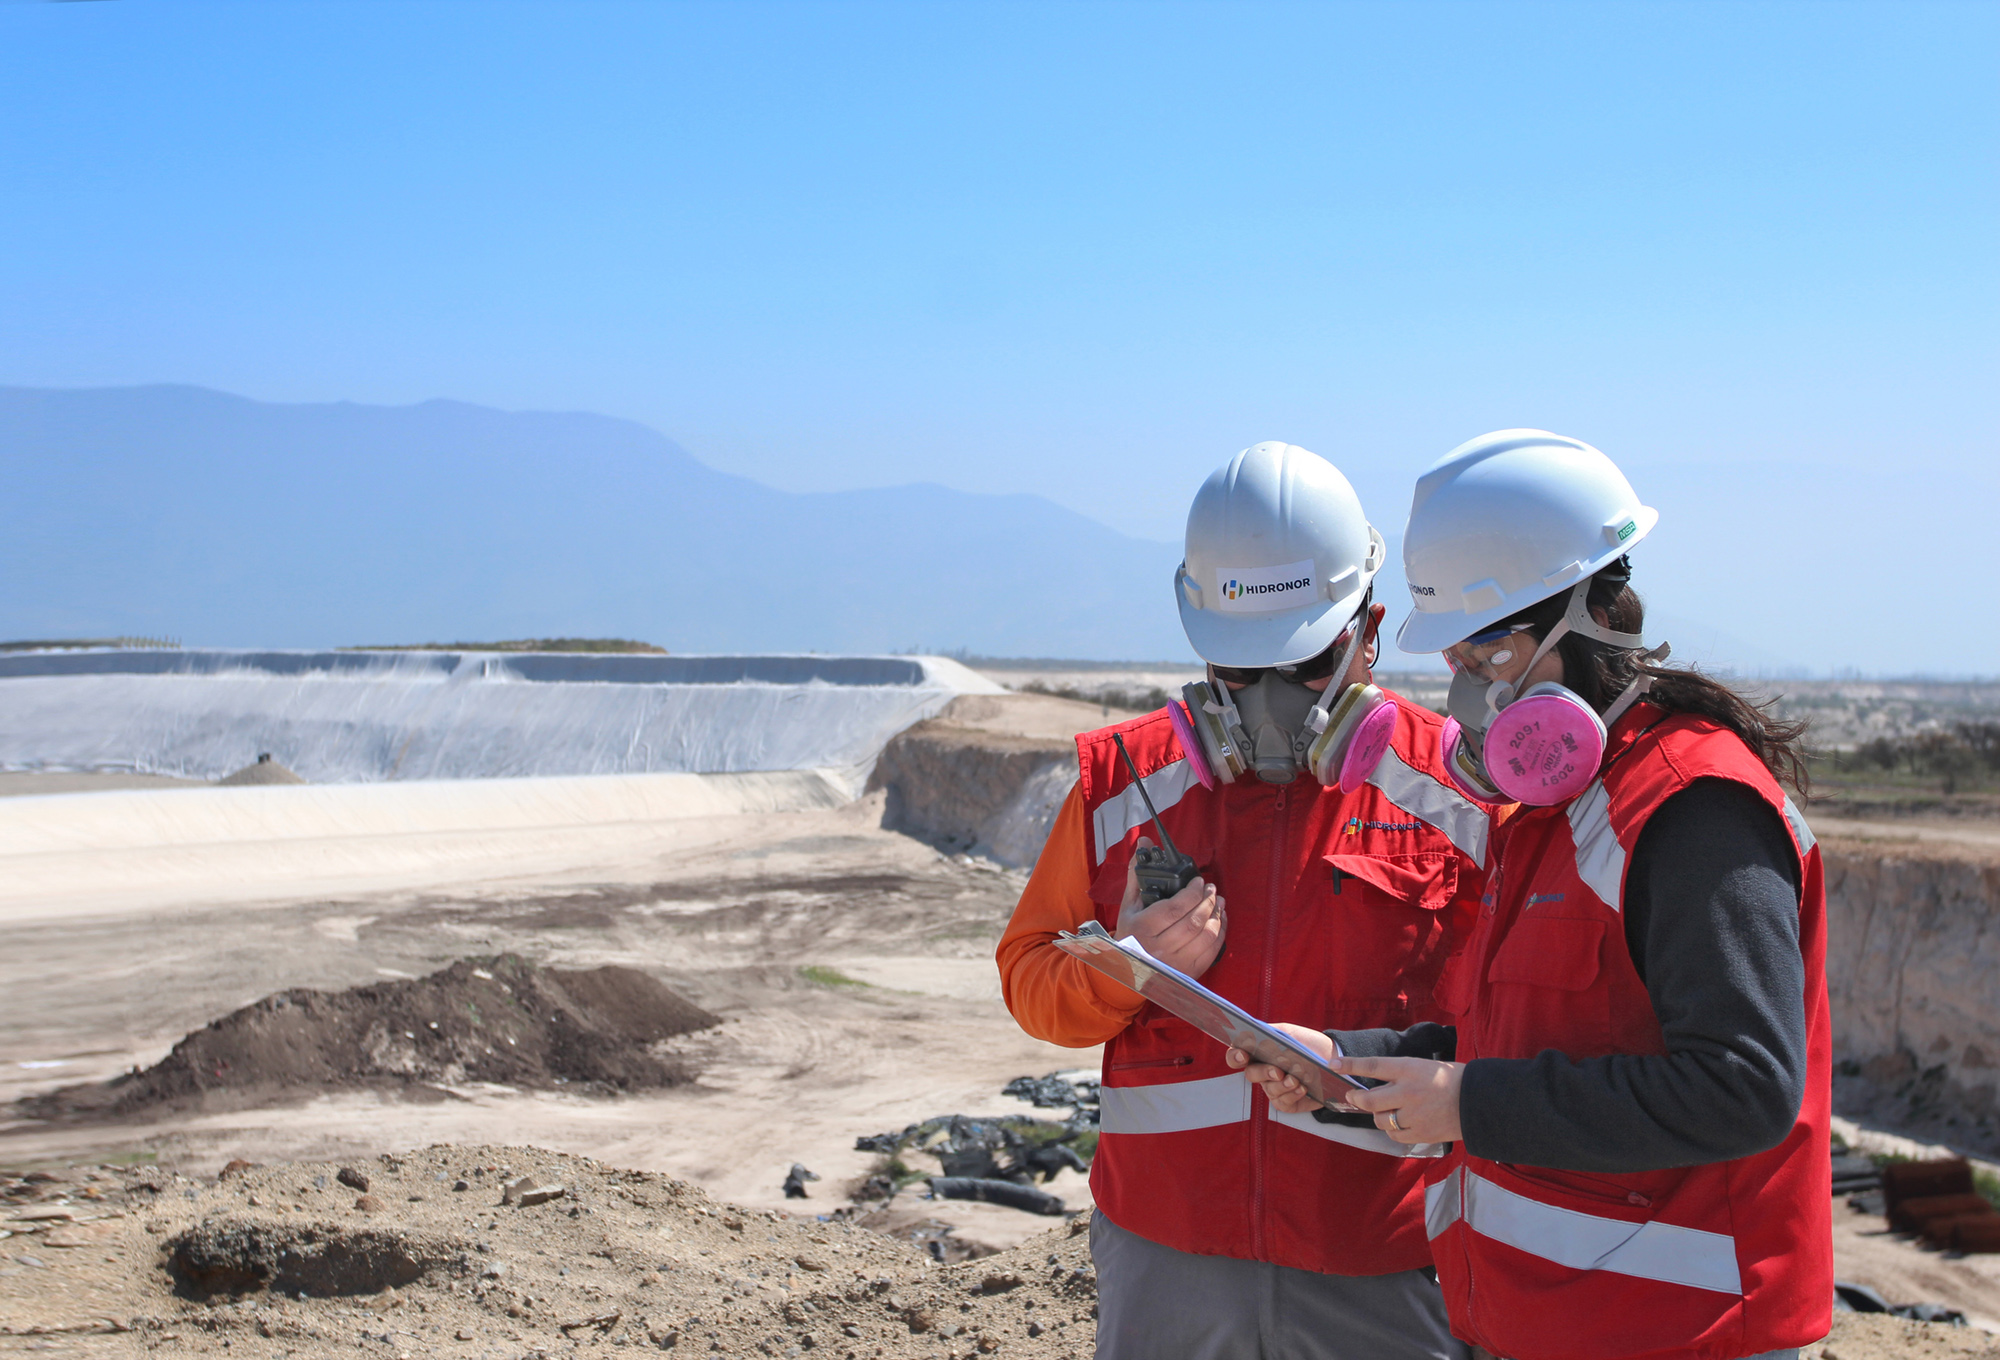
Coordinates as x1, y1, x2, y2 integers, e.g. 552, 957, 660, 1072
1091, 1210, 1467, 1360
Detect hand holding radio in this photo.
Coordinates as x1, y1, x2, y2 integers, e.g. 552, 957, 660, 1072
1116, 839, 1227, 979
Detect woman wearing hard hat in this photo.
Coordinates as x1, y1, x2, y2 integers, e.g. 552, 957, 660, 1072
1232, 430, 1830, 1360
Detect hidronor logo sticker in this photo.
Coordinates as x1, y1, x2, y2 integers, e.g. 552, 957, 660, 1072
1214, 559, 1317, 613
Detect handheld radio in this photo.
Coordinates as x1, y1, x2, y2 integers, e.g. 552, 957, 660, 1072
1112, 733, 1200, 905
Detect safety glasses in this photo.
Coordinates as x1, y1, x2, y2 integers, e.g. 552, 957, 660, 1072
1442, 622, 1537, 678
1212, 621, 1358, 689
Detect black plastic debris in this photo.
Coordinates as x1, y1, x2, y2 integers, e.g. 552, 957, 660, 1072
782, 1163, 821, 1199
849, 1077, 1099, 1214
1019, 1142, 1088, 1182
1003, 1073, 1101, 1115
1831, 1153, 1882, 1196
1834, 1281, 1967, 1326
927, 1177, 1066, 1216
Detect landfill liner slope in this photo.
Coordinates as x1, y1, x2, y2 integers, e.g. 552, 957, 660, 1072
15, 954, 719, 1123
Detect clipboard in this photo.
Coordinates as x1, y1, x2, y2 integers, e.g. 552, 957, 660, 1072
1051, 920, 1369, 1112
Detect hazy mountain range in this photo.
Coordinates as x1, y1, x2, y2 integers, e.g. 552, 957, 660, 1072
2, 384, 1193, 659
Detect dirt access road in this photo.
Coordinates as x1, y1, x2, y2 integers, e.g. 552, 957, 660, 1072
0, 789, 1095, 1250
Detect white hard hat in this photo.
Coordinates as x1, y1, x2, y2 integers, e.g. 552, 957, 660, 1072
1396, 429, 1658, 654
1176, 442, 1386, 669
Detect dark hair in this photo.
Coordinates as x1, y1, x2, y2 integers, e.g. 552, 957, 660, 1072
1500, 559, 1811, 795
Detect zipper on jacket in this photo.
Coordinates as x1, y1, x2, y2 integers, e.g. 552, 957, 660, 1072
1108, 1055, 1194, 1072
1250, 784, 1289, 1263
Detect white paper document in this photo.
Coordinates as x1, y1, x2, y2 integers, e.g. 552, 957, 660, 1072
1052, 920, 1370, 1112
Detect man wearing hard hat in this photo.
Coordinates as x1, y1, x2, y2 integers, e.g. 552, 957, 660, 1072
998, 443, 1490, 1359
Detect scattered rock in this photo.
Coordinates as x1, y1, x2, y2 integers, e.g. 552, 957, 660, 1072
559, 1309, 621, 1333
354, 1195, 381, 1213
42, 1223, 117, 1248
979, 1271, 1024, 1294
219, 1159, 260, 1180
503, 1176, 567, 1207
336, 1167, 370, 1192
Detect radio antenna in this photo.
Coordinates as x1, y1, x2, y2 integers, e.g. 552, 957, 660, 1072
1112, 733, 1184, 861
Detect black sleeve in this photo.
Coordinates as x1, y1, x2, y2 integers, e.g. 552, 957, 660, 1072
1309, 1023, 1457, 1125
1456, 778, 1807, 1172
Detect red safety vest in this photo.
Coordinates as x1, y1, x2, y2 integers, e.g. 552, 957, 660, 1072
1080, 693, 1491, 1276
1426, 704, 1831, 1360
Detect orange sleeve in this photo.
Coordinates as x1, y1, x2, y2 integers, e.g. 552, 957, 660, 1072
995, 781, 1147, 1048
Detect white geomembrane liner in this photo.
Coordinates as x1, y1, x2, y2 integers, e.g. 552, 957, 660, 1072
0, 650, 1003, 796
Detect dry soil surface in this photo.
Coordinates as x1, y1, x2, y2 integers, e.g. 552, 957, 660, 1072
6, 763, 2000, 1358
0, 1144, 1104, 1359
0, 794, 1095, 1240
3, 1150, 1997, 1360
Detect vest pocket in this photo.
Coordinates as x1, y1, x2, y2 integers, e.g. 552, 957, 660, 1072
1317, 851, 1460, 1017
1324, 851, 1459, 913
1481, 914, 1615, 1056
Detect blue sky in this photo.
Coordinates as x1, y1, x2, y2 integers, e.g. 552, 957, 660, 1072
2, 0, 1995, 673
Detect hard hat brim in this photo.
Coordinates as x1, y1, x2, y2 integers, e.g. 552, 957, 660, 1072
1179, 580, 1371, 670
1393, 510, 1657, 654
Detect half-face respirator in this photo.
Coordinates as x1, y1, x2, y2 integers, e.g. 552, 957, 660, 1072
1169, 601, 1400, 792
1436, 581, 1669, 806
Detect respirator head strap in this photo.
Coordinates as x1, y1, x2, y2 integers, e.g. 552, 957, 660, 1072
1488, 580, 1638, 716
1299, 588, 1373, 748
1600, 641, 1673, 729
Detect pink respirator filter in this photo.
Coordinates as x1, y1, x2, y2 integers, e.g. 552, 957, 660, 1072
1479, 685, 1608, 805
1335, 697, 1399, 793
1438, 718, 1501, 805
1169, 698, 1216, 789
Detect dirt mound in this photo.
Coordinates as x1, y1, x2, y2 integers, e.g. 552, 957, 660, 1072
17, 954, 718, 1122
216, 753, 307, 785
167, 1220, 469, 1299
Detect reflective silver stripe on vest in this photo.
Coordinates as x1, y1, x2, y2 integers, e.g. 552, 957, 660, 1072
1098, 1071, 1250, 1135
1267, 1106, 1447, 1160
1567, 779, 1628, 912
1425, 1166, 1463, 1239
1366, 748, 1490, 867
1781, 795, 1817, 857
1428, 1169, 1743, 1295
1092, 757, 1199, 865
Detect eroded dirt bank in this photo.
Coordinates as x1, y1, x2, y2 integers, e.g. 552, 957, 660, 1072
1820, 830, 2000, 1154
